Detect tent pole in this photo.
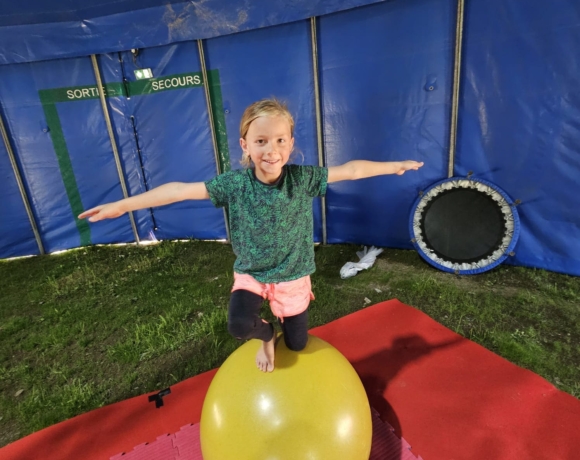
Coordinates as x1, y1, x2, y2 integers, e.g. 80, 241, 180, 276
310, 16, 328, 245
0, 110, 45, 254
197, 39, 231, 243
90, 54, 141, 245
448, 0, 465, 178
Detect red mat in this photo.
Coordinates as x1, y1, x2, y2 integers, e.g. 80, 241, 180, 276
107, 409, 422, 460
2, 300, 579, 460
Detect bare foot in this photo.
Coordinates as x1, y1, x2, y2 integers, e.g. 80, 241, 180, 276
256, 333, 276, 373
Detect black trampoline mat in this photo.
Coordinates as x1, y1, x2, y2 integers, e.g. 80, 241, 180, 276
420, 188, 506, 263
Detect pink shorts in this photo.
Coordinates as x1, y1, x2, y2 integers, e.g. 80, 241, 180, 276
232, 273, 314, 320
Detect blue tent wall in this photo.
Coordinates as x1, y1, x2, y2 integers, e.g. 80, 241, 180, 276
0, 132, 39, 258
0, 58, 141, 252
96, 53, 157, 243
457, 0, 580, 275
107, 44, 227, 241
320, 0, 454, 247
0, 0, 579, 276
0, 0, 388, 65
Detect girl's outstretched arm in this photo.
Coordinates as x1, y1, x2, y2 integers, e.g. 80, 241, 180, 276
327, 160, 424, 183
78, 182, 210, 222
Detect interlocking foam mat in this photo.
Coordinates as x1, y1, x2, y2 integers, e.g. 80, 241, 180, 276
108, 409, 422, 460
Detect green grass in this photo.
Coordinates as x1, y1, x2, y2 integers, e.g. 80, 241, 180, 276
1, 241, 579, 447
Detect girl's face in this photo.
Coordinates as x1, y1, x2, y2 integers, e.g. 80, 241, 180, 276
240, 115, 294, 184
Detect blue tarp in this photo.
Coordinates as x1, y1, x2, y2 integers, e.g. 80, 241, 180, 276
0, 0, 386, 65
457, 0, 580, 275
320, 0, 453, 247
0, 0, 579, 276
0, 139, 39, 257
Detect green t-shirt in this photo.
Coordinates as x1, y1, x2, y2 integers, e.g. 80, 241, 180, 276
205, 165, 328, 283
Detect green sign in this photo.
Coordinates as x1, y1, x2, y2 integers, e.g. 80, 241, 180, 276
128, 72, 203, 96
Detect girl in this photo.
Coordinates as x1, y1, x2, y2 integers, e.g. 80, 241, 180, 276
79, 98, 423, 373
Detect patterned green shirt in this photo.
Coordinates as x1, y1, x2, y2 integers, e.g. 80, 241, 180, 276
205, 165, 328, 283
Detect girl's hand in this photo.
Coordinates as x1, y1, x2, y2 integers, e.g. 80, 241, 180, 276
78, 202, 125, 222
396, 160, 424, 175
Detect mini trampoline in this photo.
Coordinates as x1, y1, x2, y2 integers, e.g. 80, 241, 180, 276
410, 177, 520, 275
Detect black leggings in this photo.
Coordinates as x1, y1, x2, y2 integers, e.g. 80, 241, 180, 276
227, 289, 309, 351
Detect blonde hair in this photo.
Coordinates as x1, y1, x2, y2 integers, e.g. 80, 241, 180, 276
239, 98, 295, 168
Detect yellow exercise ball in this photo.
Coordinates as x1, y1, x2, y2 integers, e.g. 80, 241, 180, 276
200, 334, 372, 460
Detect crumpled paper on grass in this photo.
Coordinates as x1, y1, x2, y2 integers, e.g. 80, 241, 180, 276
340, 246, 384, 279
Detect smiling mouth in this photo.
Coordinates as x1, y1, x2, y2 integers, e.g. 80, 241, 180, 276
263, 159, 279, 165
